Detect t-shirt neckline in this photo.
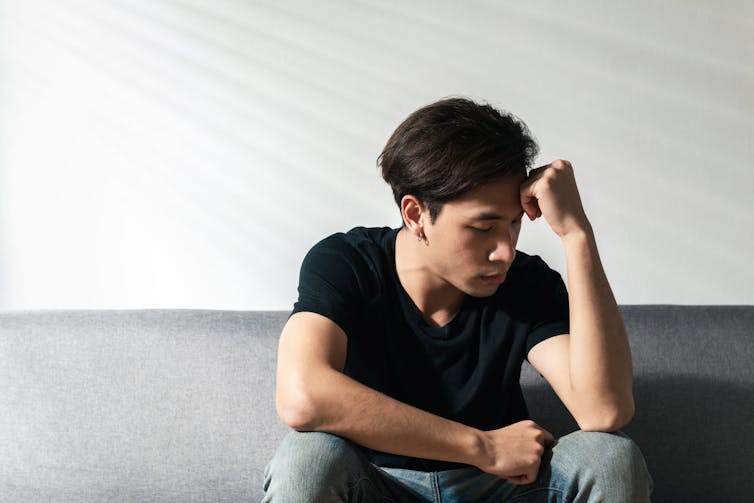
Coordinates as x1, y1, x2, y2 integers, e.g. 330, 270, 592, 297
387, 227, 471, 339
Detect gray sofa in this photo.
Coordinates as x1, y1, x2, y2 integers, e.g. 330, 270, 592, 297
1, 306, 752, 502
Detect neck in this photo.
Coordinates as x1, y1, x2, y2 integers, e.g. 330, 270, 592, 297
394, 227, 465, 327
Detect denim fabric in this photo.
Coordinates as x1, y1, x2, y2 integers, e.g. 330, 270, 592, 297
262, 430, 653, 502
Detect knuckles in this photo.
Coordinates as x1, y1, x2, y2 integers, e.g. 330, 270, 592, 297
551, 159, 572, 169
523, 454, 541, 468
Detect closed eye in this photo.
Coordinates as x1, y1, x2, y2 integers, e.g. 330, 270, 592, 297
470, 226, 493, 233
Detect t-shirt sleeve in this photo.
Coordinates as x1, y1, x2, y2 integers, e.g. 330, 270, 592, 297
523, 257, 570, 359
291, 235, 367, 338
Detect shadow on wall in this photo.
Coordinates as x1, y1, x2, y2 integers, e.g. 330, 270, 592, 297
523, 376, 754, 503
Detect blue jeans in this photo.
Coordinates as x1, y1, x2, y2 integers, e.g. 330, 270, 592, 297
262, 430, 653, 502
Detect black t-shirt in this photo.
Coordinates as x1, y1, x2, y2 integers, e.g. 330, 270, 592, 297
292, 226, 569, 471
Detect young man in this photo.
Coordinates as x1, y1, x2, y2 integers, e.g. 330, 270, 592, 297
263, 97, 652, 502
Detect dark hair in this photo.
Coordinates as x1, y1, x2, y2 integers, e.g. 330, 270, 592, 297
378, 96, 539, 222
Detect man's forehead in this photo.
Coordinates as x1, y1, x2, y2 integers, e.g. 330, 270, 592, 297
439, 176, 526, 220
455, 196, 524, 221
442, 198, 524, 221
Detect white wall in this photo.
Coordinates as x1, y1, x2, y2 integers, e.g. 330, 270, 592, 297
1, 0, 752, 310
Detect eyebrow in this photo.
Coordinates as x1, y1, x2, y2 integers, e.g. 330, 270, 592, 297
470, 210, 525, 221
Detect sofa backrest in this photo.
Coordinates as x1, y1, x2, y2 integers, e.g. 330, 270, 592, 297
1, 306, 752, 502
0, 310, 288, 502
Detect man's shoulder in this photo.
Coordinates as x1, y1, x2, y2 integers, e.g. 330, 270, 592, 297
295, 227, 397, 314
301, 226, 397, 282
331, 225, 396, 245
309, 226, 396, 260
496, 250, 565, 298
486, 250, 568, 326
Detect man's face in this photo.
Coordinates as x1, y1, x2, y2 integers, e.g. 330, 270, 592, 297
421, 174, 526, 298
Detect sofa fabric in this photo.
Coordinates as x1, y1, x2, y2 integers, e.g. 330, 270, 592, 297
1, 306, 752, 502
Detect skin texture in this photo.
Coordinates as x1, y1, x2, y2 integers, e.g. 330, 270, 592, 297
275, 159, 634, 484
396, 173, 526, 327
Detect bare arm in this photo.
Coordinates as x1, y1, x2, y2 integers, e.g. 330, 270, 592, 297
522, 160, 634, 431
276, 311, 554, 484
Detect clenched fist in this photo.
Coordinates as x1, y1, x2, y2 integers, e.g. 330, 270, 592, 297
475, 420, 556, 485
520, 159, 590, 238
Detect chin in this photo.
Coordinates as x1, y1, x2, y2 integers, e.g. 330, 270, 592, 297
464, 283, 500, 298
463, 276, 507, 298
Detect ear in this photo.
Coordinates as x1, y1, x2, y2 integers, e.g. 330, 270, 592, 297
400, 194, 427, 238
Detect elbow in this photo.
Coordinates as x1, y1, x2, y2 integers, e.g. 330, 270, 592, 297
276, 399, 316, 432
577, 397, 635, 432
275, 380, 321, 431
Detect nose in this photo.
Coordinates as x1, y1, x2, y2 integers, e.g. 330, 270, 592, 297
488, 234, 516, 264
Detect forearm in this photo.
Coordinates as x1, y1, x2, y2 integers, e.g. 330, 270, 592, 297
279, 364, 487, 466
562, 223, 634, 423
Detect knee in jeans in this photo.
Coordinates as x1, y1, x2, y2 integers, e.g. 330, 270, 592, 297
550, 431, 653, 501
563, 430, 649, 480
264, 431, 363, 499
593, 432, 644, 476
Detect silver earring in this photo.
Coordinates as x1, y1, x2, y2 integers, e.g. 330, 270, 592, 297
417, 232, 424, 242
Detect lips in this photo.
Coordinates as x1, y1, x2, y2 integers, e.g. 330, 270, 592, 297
480, 271, 507, 284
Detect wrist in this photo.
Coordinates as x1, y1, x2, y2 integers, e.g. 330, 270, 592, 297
561, 221, 594, 246
466, 428, 493, 469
